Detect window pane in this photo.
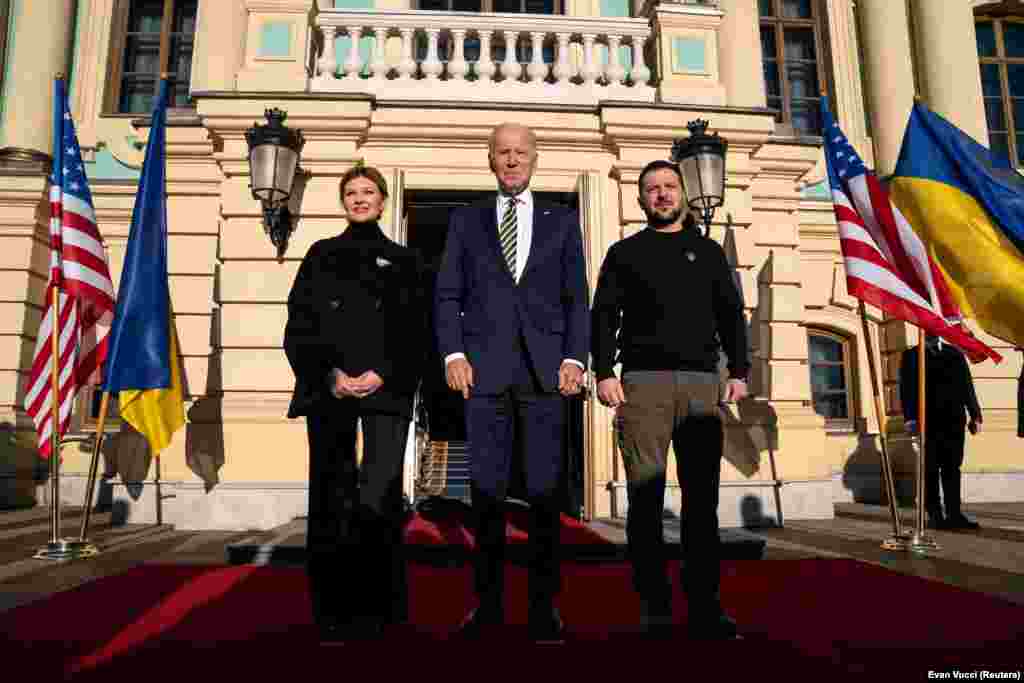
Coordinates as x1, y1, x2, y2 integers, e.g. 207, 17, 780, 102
981, 63, 1002, 97
811, 365, 846, 392
768, 96, 784, 122
781, 0, 812, 19
989, 132, 1011, 163
783, 27, 816, 61
791, 101, 822, 135
493, 0, 522, 11
760, 26, 777, 60
420, 0, 449, 9
809, 335, 843, 362
1004, 21, 1024, 59
453, 0, 482, 9
127, 0, 164, 34
987, 97, 1007, 132
122, 35, 160, 75
813, 393, 849, 419
764, 61, 781, 97
524, 0, 555, 13
174, 0, 198, 35
976, 21, 997, 58
758, 0, 773, 17
1009, 63, 1024, 97
787, 61, 820, 98
119, 76, 155, 113
170, 36, 193, 81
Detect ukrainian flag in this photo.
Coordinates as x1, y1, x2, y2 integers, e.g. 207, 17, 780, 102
890, 102, 1024, 348
102, 79, 184, 454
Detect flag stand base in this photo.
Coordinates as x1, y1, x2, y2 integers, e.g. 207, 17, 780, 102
881, 533, 912, 551
908, 531, 941, 556
34, 539, 100, 561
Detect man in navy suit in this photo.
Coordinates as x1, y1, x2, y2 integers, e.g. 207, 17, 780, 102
435, 122, 590, 643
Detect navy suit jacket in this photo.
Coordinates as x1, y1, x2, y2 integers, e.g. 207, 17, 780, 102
434, 197, 590, 395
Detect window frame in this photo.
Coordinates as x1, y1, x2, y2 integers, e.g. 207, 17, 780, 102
807, 328, 856, 430
759, 0, 830, 138
104, 0, 198, 117
75, 385, 122, 434
416, 0, 564, 13
976, 13, 1024, 167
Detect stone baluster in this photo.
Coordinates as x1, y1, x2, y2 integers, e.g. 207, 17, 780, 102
370, 27, 390, 80
422, 28, 444, 80
630, 36, 650, 87
606, 34, 625, 87
500, 30, 522, 82
344, 27, 364, 79
398, 28, 418, 79
477, 30, 496, 82
553, 32, 573, 86
581, 33, 600, 86
527, 32, 548, 84
318, 26, 338, 79
449, 29, 469, 80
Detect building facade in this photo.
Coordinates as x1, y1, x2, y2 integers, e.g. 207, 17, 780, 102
0, 0, 1021, 530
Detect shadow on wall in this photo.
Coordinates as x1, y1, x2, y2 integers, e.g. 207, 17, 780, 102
0, 421, 45, 509
839, 429, 916, 507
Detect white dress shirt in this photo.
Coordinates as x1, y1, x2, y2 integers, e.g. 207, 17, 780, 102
444, 189, 583, 372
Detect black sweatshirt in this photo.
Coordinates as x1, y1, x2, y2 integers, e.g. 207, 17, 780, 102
591, 225, 750, 382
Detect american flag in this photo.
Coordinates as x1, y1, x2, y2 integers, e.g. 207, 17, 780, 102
23, 79, 116, 458
822, 104, 1001, 364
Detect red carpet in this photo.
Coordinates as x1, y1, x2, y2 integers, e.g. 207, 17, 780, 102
5, 559, 1021, 681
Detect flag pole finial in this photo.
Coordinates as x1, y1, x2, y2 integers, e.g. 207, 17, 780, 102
55, 72, 64, 81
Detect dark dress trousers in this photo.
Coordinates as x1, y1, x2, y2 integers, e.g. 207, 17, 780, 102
284, 221, 426, 629
899, 343, 981, 519
434, 197, 589, 612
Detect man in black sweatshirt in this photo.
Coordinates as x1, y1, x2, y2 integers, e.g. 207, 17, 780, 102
591, 159, 749, 640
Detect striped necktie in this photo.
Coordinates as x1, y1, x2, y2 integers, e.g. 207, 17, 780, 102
499, 196, 518, 277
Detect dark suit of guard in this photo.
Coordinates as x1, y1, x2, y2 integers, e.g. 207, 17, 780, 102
434, 197, 589, 630
899, 337, 982, 528
284, 220, 426, 634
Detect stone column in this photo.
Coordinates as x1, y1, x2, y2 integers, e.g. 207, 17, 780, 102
856, 0, 915, 176
718, 0, 766, 108
191, 0, 247, 92
911, 0, 988, 145
0, 0, 76, 167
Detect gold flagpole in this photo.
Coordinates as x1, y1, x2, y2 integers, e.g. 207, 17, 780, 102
75, 392, 110, 552
910, 327, 940, 553
858, 301, 908, 550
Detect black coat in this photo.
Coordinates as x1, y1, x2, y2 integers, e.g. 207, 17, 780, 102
899, 343, 981, 427
284, 222, 427, 419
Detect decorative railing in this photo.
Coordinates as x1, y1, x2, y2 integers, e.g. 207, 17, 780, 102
310, 9, 656, 105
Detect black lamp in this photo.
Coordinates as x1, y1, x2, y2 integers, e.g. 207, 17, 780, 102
671, 119, 727, 237
245, 108, 305, 258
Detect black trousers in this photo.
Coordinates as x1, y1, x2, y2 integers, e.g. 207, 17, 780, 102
464, 342, 565, 611
305, 407, 410, 627
925, 419, 967, 518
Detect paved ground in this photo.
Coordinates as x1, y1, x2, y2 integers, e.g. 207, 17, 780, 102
2, 501, 1022, 614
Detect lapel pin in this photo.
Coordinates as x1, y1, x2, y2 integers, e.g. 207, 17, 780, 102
686, 251, 696, 262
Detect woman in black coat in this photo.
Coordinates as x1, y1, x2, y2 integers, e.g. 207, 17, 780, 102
284, 165, 426, 643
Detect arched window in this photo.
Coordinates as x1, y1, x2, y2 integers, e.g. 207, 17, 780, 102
759, 0, 829, 136
976, 7, 1024, 165
808, 329, 855, 425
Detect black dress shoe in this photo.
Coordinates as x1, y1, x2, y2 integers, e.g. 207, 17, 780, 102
687, 613, 741, 641
457, 606, 503, 638
946, 513, 980, 530
639, 596, 674, 639
927, 516, 948, 530
528, 607, 565, 644
317, 623, 348, 646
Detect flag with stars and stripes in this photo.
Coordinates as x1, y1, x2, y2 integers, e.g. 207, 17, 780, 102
821, 99, 1000, 363
23, 77, 116, 458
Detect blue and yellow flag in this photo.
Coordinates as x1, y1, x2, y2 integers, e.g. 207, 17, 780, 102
890, 102, 1024, 349
102, 80, 184, 454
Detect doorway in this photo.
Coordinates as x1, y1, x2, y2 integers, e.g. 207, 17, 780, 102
405, 189, 584, 518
